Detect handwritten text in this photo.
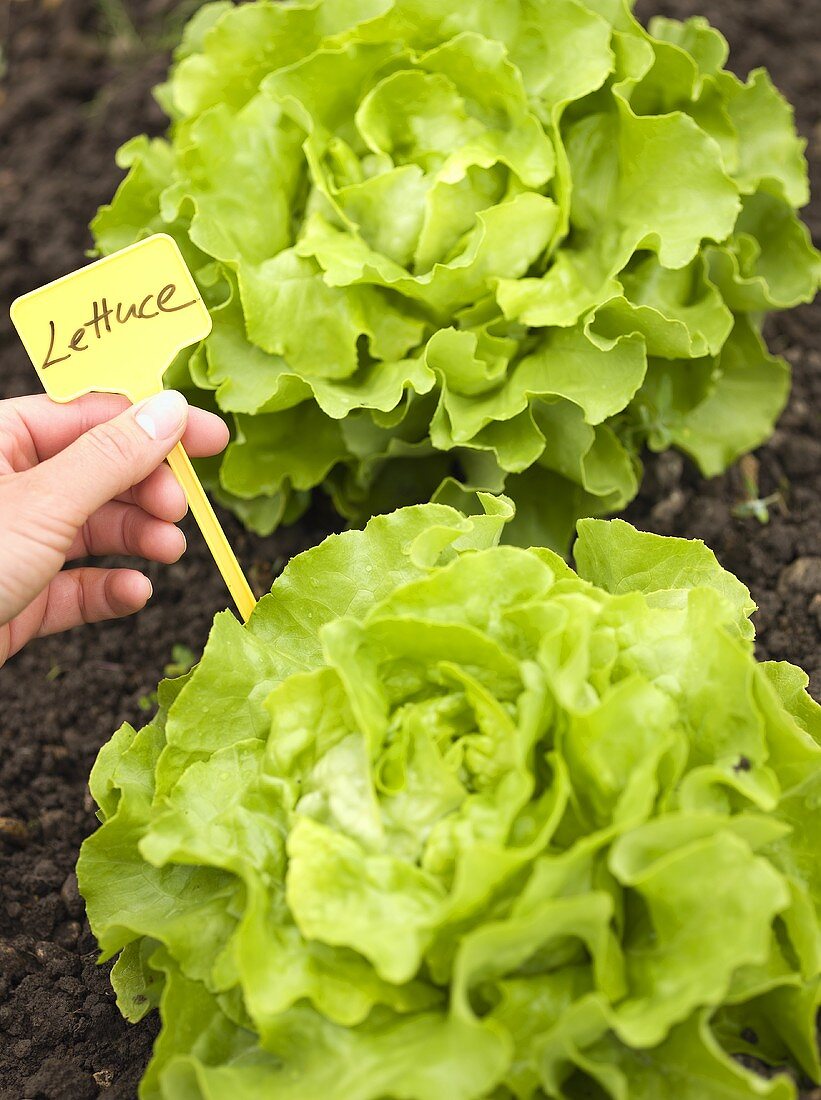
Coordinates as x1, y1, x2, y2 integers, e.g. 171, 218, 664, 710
42, 283, 198, 369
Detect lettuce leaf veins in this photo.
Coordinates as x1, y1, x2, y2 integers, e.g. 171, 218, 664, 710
78, 502, 821, 1099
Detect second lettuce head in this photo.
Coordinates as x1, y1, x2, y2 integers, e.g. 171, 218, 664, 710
93, 0, 820, 549
78, 502, 821, 1098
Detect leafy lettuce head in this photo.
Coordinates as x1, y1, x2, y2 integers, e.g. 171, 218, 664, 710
78, 502, 821, 1099
92, 0, 821, 550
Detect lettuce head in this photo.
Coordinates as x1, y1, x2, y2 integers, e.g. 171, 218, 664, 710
78, 502, 821, 1099
91, 0, 821, 550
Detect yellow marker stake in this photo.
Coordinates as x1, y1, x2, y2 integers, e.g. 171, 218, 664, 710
10, 234, 257, 623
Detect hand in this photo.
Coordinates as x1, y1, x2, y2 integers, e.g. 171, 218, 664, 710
0, 391, 230, 668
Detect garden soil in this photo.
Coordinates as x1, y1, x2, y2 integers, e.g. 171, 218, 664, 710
0, 0, 818, 1096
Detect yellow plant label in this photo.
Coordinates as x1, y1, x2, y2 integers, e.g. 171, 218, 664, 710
10, 234, 212, 403
9, 235, 257, 624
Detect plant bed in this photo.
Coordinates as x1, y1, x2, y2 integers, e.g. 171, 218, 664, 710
0, 1, 818, 1098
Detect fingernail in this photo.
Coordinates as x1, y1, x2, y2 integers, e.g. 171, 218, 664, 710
135, 391, 188, 441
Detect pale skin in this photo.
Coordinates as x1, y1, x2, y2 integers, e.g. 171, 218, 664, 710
0, 390, 230, 669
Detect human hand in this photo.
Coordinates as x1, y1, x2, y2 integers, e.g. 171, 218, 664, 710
0, 391, 230, 668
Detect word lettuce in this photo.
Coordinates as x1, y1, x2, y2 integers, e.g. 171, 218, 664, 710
78, 502, 821, 1099
92, 0, 821, 550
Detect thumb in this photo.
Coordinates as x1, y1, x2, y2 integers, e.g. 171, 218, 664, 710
30, 391, 190, 532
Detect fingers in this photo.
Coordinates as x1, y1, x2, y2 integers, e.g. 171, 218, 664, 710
181, 411, 230, 458
118, 464, 188, 522
0, 393, 130, 467
1, 568, 152, 664
25, 391, 191, 536
65, 502, 186, 564
41, 569, 153, 636
0, 391, 229, 469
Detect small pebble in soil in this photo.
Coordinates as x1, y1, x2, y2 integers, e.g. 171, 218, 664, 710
0, 815, 29, 846
39, 807, 66, 840
59, 870, 83, 918
53, 919, 82, 950
13, 1037, 33, 1059
779, 557, 821, 597
811, 594, 821, 631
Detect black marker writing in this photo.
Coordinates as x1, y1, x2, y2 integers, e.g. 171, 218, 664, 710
42, 283, 199, 370
42, 320, 71, 369
87, 298, 113, 339
157, 284, 196, 312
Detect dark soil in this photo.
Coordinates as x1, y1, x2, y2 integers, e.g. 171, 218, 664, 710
0, 0, 818, 1097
